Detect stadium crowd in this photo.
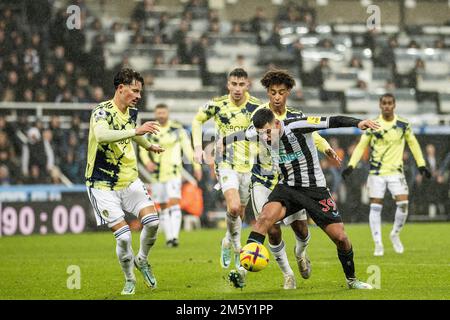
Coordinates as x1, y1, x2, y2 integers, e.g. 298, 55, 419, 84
0, 1, 449, 219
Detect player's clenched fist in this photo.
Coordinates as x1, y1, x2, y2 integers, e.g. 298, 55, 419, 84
135, 121, 160, 135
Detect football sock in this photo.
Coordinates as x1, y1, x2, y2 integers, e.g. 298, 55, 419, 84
369, 203, 383, 245
392, 201, 408, 235
226, 212, 242, 252
137, 214, 159, 261
160, 207, 173, 243
170, 204, 182, 241
337, 247, 356, 280
114, 225, 135, 281
247, 231, 265, 244
269, 240, 294, 276
295, 230, 310, 257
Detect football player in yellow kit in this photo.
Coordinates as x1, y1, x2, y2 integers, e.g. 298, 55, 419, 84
85, 68, 164, 295
342, 93, 431, 256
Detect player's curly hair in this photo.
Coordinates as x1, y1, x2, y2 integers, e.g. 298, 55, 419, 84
114, 68, 144, 89
260, 69, 295, 90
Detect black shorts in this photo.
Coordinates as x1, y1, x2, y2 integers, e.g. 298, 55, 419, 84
267, 184, 342, 228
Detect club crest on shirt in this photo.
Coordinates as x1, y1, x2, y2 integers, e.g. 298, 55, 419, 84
102, 209, 109, 218
95, 109, 107, 121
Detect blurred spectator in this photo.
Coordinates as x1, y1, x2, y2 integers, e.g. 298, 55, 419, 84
317, 38, 334, 49
434, 39, 446, 49
49, 116, 65, 153
208, 20, 221, 35
407, 40, 420, 49
291, 39, 304, 76
377, 37, 397, 71
307, 58, 330, 88
183, 0, 209, 20
152, 54, 165, 66
22, 127, 53, 181
249, 7, 266, 45
407, 58, 425, 89
88, 34, 106, 86
52, 45, 67, 73
60, 132, 84, 183
348, 57, 363, 70
0, 164, 11, 185
23, 47, 40, 74
132, 0, 158, 24
355, 79, 368, 90
0, 130, 17, 172
23, 88, 34, 102
25, 0, 51, 31
266, 23, 282, 50
230, 21, 242, 35
191, 34, 210, 85
172, 19, 190, 45
384, 79, 397, 92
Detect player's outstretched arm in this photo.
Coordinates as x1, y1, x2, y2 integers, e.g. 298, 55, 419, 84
328, 116, 379, 130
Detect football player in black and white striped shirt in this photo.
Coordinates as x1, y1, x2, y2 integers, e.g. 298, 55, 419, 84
245, 108, 379, 289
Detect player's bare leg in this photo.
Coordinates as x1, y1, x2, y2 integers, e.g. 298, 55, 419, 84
290, 219, 312, 279
369, 197, 384, 256
222, 189, 243, 269
134, 205, 159, 289
390, 194, 408, 254
111, 220, 136, 295
322, 222, 373, 289
229, 202, 285, 289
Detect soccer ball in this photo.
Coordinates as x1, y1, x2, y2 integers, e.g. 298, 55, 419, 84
239, 242, 269, 272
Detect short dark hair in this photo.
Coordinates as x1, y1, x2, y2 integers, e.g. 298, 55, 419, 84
155, 103, 168, 110
252, 108, 275, 129
113, 68, 144, 89
379, 93, 395, 103
228, 68, 248, 79
260, 69, 295, 90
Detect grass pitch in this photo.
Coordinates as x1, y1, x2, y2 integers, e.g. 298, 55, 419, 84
1, 223, 449, 300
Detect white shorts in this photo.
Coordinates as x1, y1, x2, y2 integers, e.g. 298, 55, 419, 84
250, 183, 307, 225
151, 178, 182, 204
367, 174, 409, 199
87, 178, 154, 227
217, 168, 251, 205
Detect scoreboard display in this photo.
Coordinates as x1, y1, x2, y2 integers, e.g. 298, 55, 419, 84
0, 185, 97, 236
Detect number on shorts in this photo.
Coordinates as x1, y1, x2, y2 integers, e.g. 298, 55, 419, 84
319, 197, 337, 213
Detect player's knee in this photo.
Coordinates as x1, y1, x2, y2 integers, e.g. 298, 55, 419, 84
334, 233, 349, 248
116, 232, 132, 250
227, 204, 241, 217
142, 215, 159, 230
397, 201, 408, 214
291, 220, 308, 238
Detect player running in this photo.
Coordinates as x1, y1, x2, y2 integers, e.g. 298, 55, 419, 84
85, 68, 164, 295
229, 69, 341, 289
192, 68, 261, 275
140, 103, 202, 248
243, 108, 379, 289
342, 93, 431, 256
